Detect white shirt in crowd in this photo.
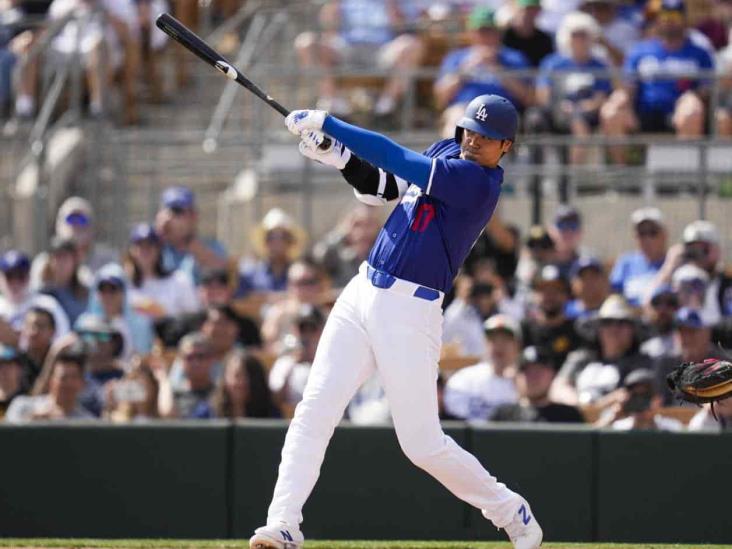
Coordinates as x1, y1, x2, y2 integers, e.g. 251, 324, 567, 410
611, 415, 684, 432
268, 355, 312, 408
128, 271, 199, 318
443, 362, 518, 421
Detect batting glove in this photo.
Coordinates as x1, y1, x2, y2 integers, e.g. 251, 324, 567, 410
286, 109, 328, 136
299, 130, 351, 170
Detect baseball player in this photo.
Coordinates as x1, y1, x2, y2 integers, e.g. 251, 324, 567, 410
249, 94, 543, 549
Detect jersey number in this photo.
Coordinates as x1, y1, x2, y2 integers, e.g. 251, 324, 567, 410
411, 204, 435, 233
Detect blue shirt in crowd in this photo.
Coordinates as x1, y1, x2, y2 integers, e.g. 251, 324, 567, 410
162, 238, 227, 284
237, 260, 289, 297
624, 37, 714, 115
609, 250, 665, 306
438, 47, 530, 108
537, 54, 612, 100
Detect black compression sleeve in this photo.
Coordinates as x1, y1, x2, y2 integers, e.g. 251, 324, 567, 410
340, 154, 400, 200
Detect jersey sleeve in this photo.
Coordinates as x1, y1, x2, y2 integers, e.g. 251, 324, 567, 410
425, 157, 501, 208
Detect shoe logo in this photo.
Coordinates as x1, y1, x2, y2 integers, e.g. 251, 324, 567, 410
281, 530, 293, 542
518, 504, 532, 526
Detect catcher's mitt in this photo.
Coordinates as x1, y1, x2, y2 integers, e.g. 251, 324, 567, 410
667, 358, 732, 406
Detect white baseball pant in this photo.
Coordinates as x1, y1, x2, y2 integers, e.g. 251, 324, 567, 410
266, 262, 522, 528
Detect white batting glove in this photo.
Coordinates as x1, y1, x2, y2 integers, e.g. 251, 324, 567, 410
298, 130, 351, 170
285, 109, 328, 136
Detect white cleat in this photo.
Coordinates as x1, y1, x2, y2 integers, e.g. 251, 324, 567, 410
504, 500, 543, 549
249, 523, 304, 549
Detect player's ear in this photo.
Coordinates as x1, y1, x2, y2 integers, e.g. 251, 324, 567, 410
501, 140, 513, 154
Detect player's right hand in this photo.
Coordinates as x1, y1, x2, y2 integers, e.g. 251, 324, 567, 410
298, 130, 351, 170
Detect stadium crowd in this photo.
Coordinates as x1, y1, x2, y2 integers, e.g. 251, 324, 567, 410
0, 186, 730, 432
0, 0, 731, 432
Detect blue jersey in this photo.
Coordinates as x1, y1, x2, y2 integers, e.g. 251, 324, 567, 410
624, 37, 714, 115
609, 250, 665, 306
537, 54, 612, 101
367, 139, 502, 293
438, 47, 530, 108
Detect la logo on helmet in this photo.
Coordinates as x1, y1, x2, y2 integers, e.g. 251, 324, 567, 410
475, 104, 488, 121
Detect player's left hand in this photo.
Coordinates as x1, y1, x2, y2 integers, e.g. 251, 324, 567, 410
285, 109, 328, 136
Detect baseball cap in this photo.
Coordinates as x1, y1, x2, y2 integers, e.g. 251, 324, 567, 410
48, 235, 76, 254
532, 264, 569, 292
161, 186, 195, 210
649, 284, 678, 306
672, 264, 709, 287
97, 272, 125, 290
483, 314, 521, 340
570, 256, 603, 279
519, 345, 553, 369
674, 307, 707, 329
631, 207, 664, 227
526, 225, 554, 250
0, 344, 20, 363
597, 295, 635, 322
682, 220, 719, 244
0, 250, 30, 274
467, 6, 497, 30
623, 368, 655, 389
553, 205, 582, 229
129, 223, 160, 244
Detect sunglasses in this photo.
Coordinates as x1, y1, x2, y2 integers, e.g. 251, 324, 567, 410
98, 282, 122, 294
169, 205, 190, 216
266, 231, 293, 243
183, 352, 210, 361
556, 220, 580, 232
290, 277, 320, 287
65, 212, 90, 227
599, 319, 632, 328
651, 296, 679, 308
202, 276, 228, 286
679, 279, 707, 293
637, 228, 660, 238
79, 331, 112, 343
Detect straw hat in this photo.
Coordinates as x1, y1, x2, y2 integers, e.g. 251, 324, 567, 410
251, 208, 307, 261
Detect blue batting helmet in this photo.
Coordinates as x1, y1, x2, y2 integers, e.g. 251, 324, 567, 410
454, 94, 519, 143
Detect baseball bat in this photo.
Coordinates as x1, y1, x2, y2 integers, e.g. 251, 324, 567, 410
155, 13, 331, 148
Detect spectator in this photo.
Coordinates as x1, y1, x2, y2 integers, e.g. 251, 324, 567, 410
124, 223, 199, 319
566, 256, 610, 320
201, 304, 246, 375
552, 295, 650, 405
671, 263, 711, 317
6, 345, 93, 422
269, 304, 325, 416
610, 207, 668, 307
652, 220, 732, 323
522, 264, 582, 371
515, 225, 556, 301
38, 236, 89, 326
536, 0, 582, 35
463, 209, 521, 285
74, 314, 125, 416
547, 205, 585, 279
159, 332, 216, 419
434, 6, 532, 137
154, 186, 228, 283
104, 357, 160, 423
442, 276, 496, 359
600, 0, 714, 164
238, 208, 307, 297
0, 250, 68, 346
313, 204, 381, 289
86, 263, 154, 357
688, 399, 732, 432
579, 0, 642, 65
640, 284, 680, 359
501, 0, 554, 67
694, 0, 732, 51
152, 270, 262, 350
261, 258, 331, 355
443, 314, 521, 421
294, 0, 425, 117
0, 13, 15, 117
653, 307, 728, 404
18, 305, 56, 388
529, 11, 612, 164
212, 349, 276, 419
31, 197, 118, 288
490, 346, 585, 423
598, 368, 683, 431
715, 22, 732, 136
0, 344, 25, 419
